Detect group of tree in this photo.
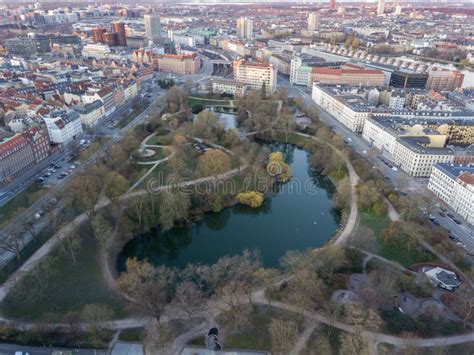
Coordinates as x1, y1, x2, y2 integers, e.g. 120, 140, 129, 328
117, 250, 268, 328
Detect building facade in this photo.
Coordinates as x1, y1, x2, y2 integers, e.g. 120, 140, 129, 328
428, 164, 473, 225
233, 59, 277, 92
157, 54, 201, 75
236, 17, 253, 40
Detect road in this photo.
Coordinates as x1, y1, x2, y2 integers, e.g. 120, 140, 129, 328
0, 343, 106, 355
283, 77, 474, 252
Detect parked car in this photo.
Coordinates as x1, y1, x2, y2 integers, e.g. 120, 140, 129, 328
447, 213, 455, 219
432, 219, 440, 226
438, 211, 446, 217
453, 218, 462, 225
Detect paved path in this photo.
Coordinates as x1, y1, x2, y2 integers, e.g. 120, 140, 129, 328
251, 289, 474, 348
292, 321, 319, 355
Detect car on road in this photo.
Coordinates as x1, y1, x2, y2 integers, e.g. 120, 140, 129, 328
448, 235, 460, 242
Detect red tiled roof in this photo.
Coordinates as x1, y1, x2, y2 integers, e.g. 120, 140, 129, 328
0, 133, 28, 156
458, 172, 474, 185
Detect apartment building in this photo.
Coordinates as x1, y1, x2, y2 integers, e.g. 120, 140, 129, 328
236, 17, 253, 40
0, 133, 36, 186
211, 78, 247, 97
74, 100, 105, 127
233, 59, 277, 92
157, 54, 201, 75
42, 110, 83, 144
310, 65, 385, 87
290, 54, 325, 86
312, 84, 381, 132
428, 163, 473, 225
392, 136, 454, 177
427, 68, 464, 92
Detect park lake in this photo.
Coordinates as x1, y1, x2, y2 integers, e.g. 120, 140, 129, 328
118, 144, 341, 270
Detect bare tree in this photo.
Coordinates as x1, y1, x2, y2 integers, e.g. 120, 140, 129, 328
172, 281, 205, 319
0, 230, 24, 259
268, 319, 299, 353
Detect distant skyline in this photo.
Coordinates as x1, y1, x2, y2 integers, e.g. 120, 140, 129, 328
1, 0, 473, 3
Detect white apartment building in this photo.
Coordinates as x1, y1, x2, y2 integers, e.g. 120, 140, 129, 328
42, 111, 83, 144
211, 78, 247, 97
144, 14, 161, 40
74, 100, 105, 127
307, 12, 319, 31
392, 136, 454, 177
233, 59, 277, 92
428, 164, 474, 225
123, 80, 138, 101
389, 94, 406, 110
362, 116, 399, 157
236, 17, 253, 40
312, 84, 374, 132
81, 43, 111, 58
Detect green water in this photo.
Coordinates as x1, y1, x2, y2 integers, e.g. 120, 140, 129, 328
118, 145, 341, 270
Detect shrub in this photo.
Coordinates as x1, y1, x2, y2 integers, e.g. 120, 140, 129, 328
236, 191, 264, 208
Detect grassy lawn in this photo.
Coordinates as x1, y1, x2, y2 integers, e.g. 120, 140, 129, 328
378, 237, 437, 268
359, 212, 390, 238
273, 131, 312, 148
211, 305, 303, 352
116, 104, 147, 129
146, 134, 173, 146
1, 230, 128, 321
305, 326, 342, 355
0, 183, 47, 228
188, 97, 231, 109
358, 212, 436, 267
0, 228, 52, 284
77, 141, 102, 163
119, 327, 145, 342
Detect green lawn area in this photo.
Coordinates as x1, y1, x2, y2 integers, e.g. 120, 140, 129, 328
188, 96, 231, 109
119, 327, 145, 342
116, 104, 147, 129
305, 326, 342, 355
1, 229, 128, 321
358, 212, 436, 267
146, 134, 173, 146
273, 131, 312, 148
209, 305, 303, 352
77, 141, 102, 163
378, 237, 437, 268
359, 212, 390, 238
0, 184, 47, 228
0, 228, 53, 284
